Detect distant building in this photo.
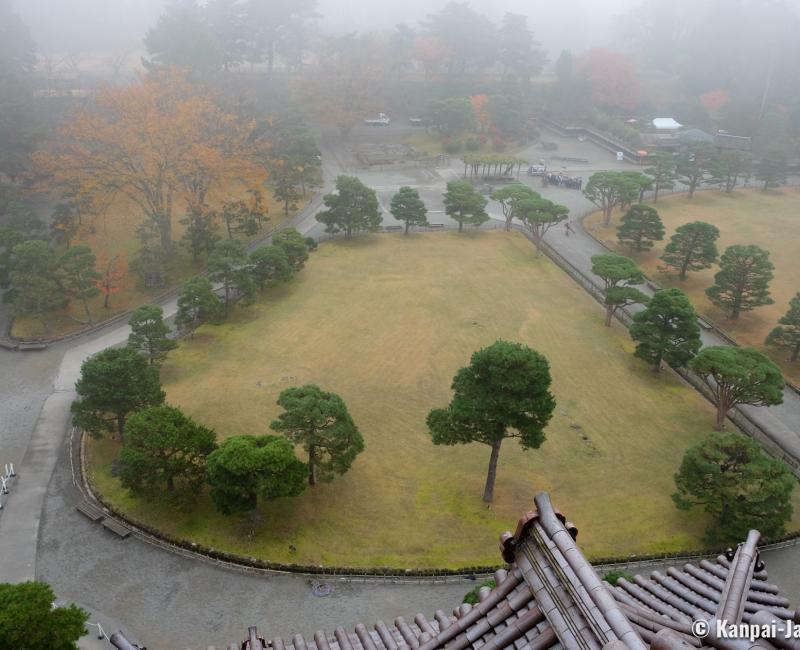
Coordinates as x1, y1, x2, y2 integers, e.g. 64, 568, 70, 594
111, 491, 799, 650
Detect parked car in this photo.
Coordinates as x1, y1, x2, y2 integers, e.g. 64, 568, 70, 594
527, 164, 547, 176
409, 117, 423, 126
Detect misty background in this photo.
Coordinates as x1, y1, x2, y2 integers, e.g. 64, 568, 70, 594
14, 0, 640, 58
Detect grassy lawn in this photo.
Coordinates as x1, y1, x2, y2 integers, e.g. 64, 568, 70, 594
12, 189, 299, 339
87, 230, 800, 568
585, 188, 800, 384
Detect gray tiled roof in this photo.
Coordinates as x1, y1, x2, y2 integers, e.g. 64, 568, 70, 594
110, 492, 797, 650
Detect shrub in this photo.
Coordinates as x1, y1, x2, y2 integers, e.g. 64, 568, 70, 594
463, 578, 496, 604
602, 570, 634, 585
304, 236, 318, 251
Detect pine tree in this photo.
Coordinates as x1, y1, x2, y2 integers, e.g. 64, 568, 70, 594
389, 186, 429, 234
57, 245, 101, 324
616, 204, 665, 252
643, 151, 677, 202
659, 221, 719, 280
443, 180, 489, 232
766, 293, 800, 362
706, 245, 774, 319
175, 276, 220, 336
630, 288, 701, 371
127, 304, 177, 366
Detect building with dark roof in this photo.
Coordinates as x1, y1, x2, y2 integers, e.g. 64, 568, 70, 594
110, 492, 797, 650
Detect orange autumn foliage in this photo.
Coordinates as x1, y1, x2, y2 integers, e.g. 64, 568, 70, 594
470, 94, 490, 131
33, 69, 267, 254
699, 88, 730, 122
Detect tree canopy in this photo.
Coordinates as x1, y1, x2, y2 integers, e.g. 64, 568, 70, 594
71, 347, 165, 438
766, 293, 800, 362
591, 253, 646, 326
270, 384, 364, 486
689, 346, 784, 430
389, 186, 429, 234
706, 244, 774, 320
616, 204, 664, 252
630, 288, 701, 371
175, 276, 220, 336
272, 228, 309, 271
316, 175, 382, 239
127, 304, 177, 366
583, 172, 641, 226
427, 340, 556, 503
643, 151, 677, 202
120, 405, 217, 504
659, 221, 719, 280
443, 180, 488, 232
516, 195, 568, 254
249, 244, 293, 289
0, 581, 88, 650
673, 432, 794, 545
205, 434, 307, 515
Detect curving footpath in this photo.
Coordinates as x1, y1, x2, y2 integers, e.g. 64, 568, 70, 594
1, 127, 799, 645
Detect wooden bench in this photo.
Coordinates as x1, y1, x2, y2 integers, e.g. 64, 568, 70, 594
75, 502, 105, 522
17, 342, 48, 351
101, 518, 132, 539
0, 339, 17, 351
428, 223, 445, 229
384, 225, 403, 232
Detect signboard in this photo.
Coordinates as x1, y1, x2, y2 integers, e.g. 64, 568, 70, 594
616, 151, 624, 162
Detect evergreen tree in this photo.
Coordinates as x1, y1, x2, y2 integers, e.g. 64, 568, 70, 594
709, 150, 752, 193
205, 435, 307, 515
583, 171, 642, 226
57, 244, 101, 324
591, 254, 647, 326
0, 581, 88, 650
643, 151, 677, 202
71, 347, 165, 438
630, 288, 701, 371
491, 184, 538, 231
443, 180, 488, 232
616, 204, 665, 252
675, 144, 715, 199
180, 206, 219, 262
208, 239, 252, 315
272, 227, 309, 271
120, 405, 217, 503
706, 244, 774, 319
127, 304, 177, 366
248, 244, 292, 290
673, 432, 794, 545
427, 340, 556, 503
516, 195, 568, 254
766, 293, 800, 362
175, 276, 220, 336
689, 347, 784, 430
389, 186, 429, 234
271, 385, 364, 486
8, 239, 65, 333
316, 175, 382, 239
659, 221, 719, 280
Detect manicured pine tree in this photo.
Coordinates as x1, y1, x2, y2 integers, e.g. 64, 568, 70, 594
706, 244, 774, 320
8, 239, 65, 333
643, 151, 677, 202
591, 253, 647, 326
516, 195, 569, 255
316, 175, 382, 239
755, 151, 788, 191
127, 304, 177, 366
175, 276, 221, 336
427, 340, 556, 503
689, 346, 784, 430
248, 244, 293, 289
629, 288, 701, 371
659, 221, 719, 280
443, 180, 489, 232
673, 431, 794, 545
389, 186, 429, 234
272, 227, 309, 271
766, 293, 800, 362
270, 384, 364, 486
616, 204, 664, 252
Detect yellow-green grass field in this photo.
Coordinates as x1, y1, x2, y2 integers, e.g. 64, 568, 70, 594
12, 188, 299, 339
87, 231, 800, 568
585, 188, 800, 384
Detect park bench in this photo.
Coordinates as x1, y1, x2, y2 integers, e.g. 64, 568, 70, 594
697, 318, 713, 331
0, 339, 17, 351
428, 223, 445, 229
384, 225, 403, 232
75, 502, 105, 522
101, 518, 131, 539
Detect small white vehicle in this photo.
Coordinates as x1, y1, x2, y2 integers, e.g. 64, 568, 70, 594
364, 112, 391, 126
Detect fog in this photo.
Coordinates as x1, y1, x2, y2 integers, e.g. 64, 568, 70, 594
14, 0, 640, 57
